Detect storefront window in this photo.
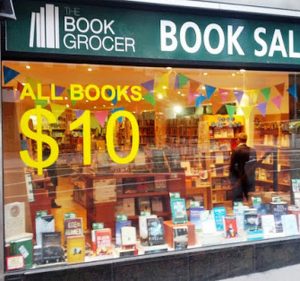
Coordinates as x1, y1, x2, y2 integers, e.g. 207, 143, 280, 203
2, 61, 300, 270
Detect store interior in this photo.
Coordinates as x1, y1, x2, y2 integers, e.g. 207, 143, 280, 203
2, 61, 300, 269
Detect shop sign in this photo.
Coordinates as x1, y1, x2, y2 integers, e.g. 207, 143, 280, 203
6, 1, 300, 65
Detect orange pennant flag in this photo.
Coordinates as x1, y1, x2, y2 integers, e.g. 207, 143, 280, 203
275, 83, 285, 96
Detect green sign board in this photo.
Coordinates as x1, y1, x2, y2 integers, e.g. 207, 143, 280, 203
6, 1, 300, 65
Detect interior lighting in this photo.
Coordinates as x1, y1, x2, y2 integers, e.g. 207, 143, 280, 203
174, 105, 183, 114
88, 68, 92, 72
157, 94, 163, 100
203, 72, 208, 76
25, 65, 31, 69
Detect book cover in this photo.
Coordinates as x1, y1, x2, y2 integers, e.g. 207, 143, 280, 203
67, 235, 85, 263
281, 214, 298, 236
10, 237, 33, 269
92, 228, 113, 255
122, 198, 136, 217
261, 214, 276, 237
115, 220, 132, 247
42, 232, 64, 264
270, 202, 288, 233
154, 176, 167, 191
138, 197, 151, 215
190, 207, 204, 231
121, 226, 137, 247
151, 197, 164, 213
171, 198, 188, 224
64, 218, 83, 238
139, 214, 157, 246
244, 208, 260, 232
201, 211, 217, 234
173, 225, 188, 250
35, 215, 55, 246
224, 216, 238, 238
213, 206, 227, 231
5, 202, 26, 241
147, 217, 165, 246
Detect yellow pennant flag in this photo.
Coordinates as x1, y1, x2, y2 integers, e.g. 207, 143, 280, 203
241, 105, 254, 120
154, 72, 170, 96
50, 103, 66, 119
247, 89, 259, 105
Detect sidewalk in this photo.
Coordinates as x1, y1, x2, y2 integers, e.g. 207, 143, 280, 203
221, 263, 300, 281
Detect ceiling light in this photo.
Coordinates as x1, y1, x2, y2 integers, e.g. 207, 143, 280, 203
66, 104, 70, 108
85, 100, 89, 103
240, 69, 246, 73
26, 65, 31, 69
166, 67, 172, 70
203, 72, 208, 76
162, 86, 168, 90
202, 86, 205, 90
157, 94, 163, 100
88, 68, 92, 72
64, 97, 68, 100
232, 73, 236, 77
174, 105, 183, 114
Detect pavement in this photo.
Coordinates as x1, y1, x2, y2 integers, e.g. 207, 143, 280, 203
221, 263, 300, 280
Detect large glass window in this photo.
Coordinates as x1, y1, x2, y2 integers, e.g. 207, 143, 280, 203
2, 61, 300, 271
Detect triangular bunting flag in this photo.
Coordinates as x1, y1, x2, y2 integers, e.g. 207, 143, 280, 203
175, 73, 189, 89
287, 84, 298, 100
75, 109, 84, 119
272, 95, 282, 109
275, 83, 285, 96
17, 82, 24, 93
225, 104, 236, 118
144, 93, 156, 106
219, 89, 230, 102
111, 107, 125, 123
195, 95, 207, 107
205, 85, 216, 99
155, 72, 170, 96
50, 103, 66, 119
233, 90, 244, 104
248, 89, 259, 105
212, 101, 222, 114
26, 77, 39, 91
141, 80, 154, 92
90, 115, 100, 129
261, 87, 271, 101
188, 92, 197, 104
34, 99, 48, 107
67, 89, 77, 106
55, 85, 65, 96
3, 66, 20, 84
241, 106, 253, 120
94, 110, 109, 127
256, 102, 267, 116
190, 80, 201, 93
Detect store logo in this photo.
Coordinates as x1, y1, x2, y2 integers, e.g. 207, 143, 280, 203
29, 4, 60, 49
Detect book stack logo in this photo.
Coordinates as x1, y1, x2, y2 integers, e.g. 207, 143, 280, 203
29, 3, 60, 49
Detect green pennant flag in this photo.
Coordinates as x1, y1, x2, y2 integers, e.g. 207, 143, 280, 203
34, 99, 48, 107
178, 74, 189, 89
67, 89, 77, 106
261, 87, 271, 101
144, 93, 156, 106
225, 104, 236, 118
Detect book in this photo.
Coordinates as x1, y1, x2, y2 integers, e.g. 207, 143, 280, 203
233, 202, 244, 232
10, 236, 33, 269
201, 211, 217, 234
244, 208, 260, 232
281, 214, 298, 236
5, 202, 26, 241
122, 198, 135, 217
147, 217, 165, 246
92, 228, 112, 255
154, 176, 167, 191
137, 197, 151, 215
261, 214, 276, 237
173, 225, 188, 250
121, 226, 137, 247
35, 215, 55, 246
42, 232, 64, 264
151, 197, 164, 213
170, 198, 188, 224
115, 219, 132, 247
270, 202, 288, 233
190, 207, 204, 231
64, 218, 83, 238
224, 216, 238, 238
213, 206, 227, 231
139, 214, 157, 246
67, 235, 85, 263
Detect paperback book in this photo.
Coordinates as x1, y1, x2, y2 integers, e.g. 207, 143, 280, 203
42, 232, 64, 264
115, 219, 132, 247
92, 228, 113, 255
281, 214, 298, 236
147, 217, 165, 246
224, 216, 238, 238
270, 202, 288, 233
170, 198, 188, 224
173, 225, 188, 250
67, 235, 85, 263
64, 218, 83, 238
261, 214, 276, 238
213, 206, 227, 231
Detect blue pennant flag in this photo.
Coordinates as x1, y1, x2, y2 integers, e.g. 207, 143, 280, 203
288, 84, 298, 100
195, 95, 207, 107
205, 85, 216, 99
107, 89, 118, 105
111, 107, 125, 122
3, 66, 20, 84
141, 80, 154, 92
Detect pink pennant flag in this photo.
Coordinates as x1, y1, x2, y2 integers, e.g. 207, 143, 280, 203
272, 95, 282, 109
94, 110, 109, 127
219, 88, 230, 102
188, 93, 197, 104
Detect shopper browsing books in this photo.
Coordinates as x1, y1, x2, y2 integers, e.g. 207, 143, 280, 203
229, 133, 257, 203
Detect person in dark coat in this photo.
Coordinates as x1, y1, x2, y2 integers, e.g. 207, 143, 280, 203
229, 133, 257, 203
